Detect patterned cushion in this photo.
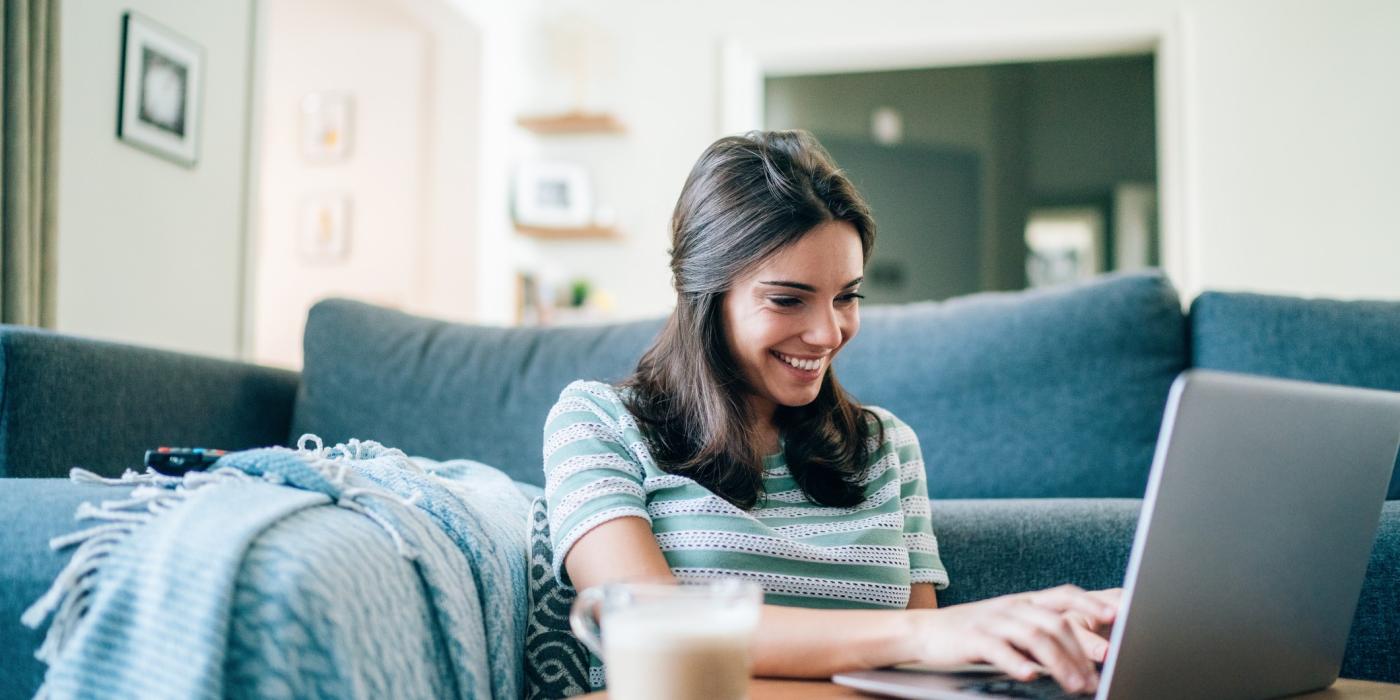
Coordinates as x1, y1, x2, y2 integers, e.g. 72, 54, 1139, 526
524, 497, 605, 698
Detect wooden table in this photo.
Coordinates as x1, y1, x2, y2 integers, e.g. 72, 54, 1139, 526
581, 677, 1400, 698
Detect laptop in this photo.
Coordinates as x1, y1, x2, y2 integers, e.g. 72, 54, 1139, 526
834, 369, 1400, 699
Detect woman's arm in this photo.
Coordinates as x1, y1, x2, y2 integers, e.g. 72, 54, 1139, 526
908, 582, 938, 609
564, 518, 1115, 694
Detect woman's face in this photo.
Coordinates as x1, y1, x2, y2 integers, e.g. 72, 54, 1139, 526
722, 220, 864, 420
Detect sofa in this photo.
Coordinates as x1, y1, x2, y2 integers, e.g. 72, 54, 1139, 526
2, 271, 1397, 698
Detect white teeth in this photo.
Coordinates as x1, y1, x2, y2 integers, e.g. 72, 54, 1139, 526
776, 352, 821, 371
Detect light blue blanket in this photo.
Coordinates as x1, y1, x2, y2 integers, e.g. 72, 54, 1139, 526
22, 437, 538, 700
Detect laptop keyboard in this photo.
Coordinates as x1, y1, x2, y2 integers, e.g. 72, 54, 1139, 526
959, 676, 1090, 699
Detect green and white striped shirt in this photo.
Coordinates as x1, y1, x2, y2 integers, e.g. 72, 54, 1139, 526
543, 380, 949, 609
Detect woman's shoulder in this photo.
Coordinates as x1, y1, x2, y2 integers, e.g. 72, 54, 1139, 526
556, 379, 627, 404
861, 405, 910, 432
860, 405, 919, 454
550, 380, 632, 422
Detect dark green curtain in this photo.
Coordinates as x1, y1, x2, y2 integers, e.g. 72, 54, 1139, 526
0, 0, 59, 327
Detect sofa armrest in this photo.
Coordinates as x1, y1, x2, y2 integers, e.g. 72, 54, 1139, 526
0, 326, 298, 478
931, 499, 1400, 683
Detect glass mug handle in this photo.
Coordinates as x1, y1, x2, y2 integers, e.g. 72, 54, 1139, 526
569, 586, 608, 659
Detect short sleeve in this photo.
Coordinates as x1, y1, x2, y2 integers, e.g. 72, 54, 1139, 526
887, 414, 950, 590
543, 381, 651, 586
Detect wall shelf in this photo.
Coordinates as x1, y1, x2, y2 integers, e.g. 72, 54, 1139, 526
516, 111, 626, 135
515, 223, 620, 240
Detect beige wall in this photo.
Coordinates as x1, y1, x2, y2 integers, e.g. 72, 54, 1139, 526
248, 0, 485, 367
54, 0, 256, 358
250, 0, 430, 368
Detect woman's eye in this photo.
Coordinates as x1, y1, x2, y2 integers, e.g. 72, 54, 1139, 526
770, 297, 802, 308
837, 293, 865, 304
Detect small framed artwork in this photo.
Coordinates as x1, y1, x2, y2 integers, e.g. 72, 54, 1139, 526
513, 161, 593, 228
299, 194, 352, 263
117, 12, 203, 167
300, 92, 354, 162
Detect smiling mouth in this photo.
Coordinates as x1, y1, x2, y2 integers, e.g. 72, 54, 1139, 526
771, 350, 824, 373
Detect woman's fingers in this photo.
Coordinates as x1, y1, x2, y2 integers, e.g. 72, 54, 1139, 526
1066, 613, 1112, 662
975, 637, 1041, 682
1088, 588, 1124, 617
1024, 584, 1117, 624
992, 606, 1097, 694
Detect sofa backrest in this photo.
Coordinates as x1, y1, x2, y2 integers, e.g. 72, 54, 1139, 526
293, 272, 1188, 497
0, 326, 298, 478
1191, 291, 1400, 499
291, 300, 663, 485
839, 271, 1187, 498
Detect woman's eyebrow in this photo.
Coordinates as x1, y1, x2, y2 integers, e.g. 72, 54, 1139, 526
758, 277, 864, 292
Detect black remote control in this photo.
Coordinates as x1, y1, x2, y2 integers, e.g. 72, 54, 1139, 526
144, 447, 227, 475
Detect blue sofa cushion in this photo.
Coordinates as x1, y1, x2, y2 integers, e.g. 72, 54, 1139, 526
291, 300, 663, 485
836, 272, 1188, 499
296, 273, 1185, 497
1190, 291, 1400, 499
1, 480, 130, 698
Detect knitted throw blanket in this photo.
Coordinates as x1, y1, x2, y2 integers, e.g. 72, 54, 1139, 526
21, 436, 534, 700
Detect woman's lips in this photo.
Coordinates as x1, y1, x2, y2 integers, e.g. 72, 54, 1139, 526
771, 350, 823, 381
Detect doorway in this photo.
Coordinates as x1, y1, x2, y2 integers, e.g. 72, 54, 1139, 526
765, 55, 1158, 300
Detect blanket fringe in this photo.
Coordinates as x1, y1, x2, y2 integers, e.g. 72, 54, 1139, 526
20, 467, 188, 666
23, 437, 433, 670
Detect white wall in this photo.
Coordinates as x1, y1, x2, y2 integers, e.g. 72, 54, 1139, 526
510, 0, 1400, 319
250, 0, 430, 368
52, 0, 1399, 360
1187, 1, 1399, 300
55, 0, 256, 358
246, 0, 489, 367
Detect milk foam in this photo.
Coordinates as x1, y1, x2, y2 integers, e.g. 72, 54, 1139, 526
602, 603, 758, 700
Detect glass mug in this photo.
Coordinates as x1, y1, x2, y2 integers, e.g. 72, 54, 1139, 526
569, 578, 764, 700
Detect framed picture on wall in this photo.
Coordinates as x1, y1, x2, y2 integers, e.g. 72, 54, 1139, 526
300, 92, 355, 162
512, 161, 593, 228
298, 194, 352, 264
117, 12, 204, 167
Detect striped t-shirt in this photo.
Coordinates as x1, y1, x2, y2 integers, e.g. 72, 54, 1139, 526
543, 380, 949, 609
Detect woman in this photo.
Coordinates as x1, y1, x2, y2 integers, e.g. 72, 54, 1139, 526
543, 130, 1118, 695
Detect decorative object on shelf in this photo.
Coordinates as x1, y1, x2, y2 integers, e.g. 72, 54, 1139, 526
516, 111, 625, 135
513, 161, 593, 229
300, 92, 354, 162
515, 270, 618, 326
116, 12, 203, 167
298, 194, 351, 263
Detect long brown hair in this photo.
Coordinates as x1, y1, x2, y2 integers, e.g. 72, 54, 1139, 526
621, 130, 880, 509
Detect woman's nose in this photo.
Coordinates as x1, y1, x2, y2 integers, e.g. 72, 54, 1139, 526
803, 306, 843, 348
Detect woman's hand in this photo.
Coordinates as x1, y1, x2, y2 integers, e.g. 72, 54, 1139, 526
904, 585, 1119, 695
1063, 588, 1123, 663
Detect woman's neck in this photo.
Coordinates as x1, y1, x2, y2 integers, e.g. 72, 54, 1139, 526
747, 395, 781, 455
755, 424, 780, 456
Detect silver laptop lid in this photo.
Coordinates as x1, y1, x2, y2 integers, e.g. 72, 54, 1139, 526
1101, 370, 1400, 700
